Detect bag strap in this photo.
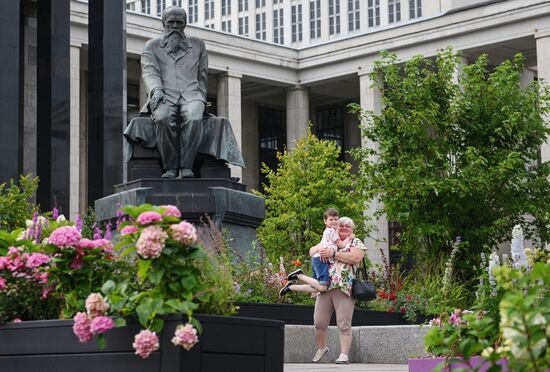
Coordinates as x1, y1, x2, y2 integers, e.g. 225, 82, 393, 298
354, 257, 368, 281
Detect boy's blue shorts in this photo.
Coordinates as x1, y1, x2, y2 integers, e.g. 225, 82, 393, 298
311, 256, 329, 286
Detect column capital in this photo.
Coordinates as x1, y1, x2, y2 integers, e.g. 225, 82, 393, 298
535, 27, 550, 39
287, 84, 309, 92
357, 65, 376, 77
219, 70, 243, 79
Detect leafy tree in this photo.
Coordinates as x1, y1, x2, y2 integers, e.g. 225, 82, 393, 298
0, 175, 39, 231
256, 129, 366, 262
350, 49, 550, 279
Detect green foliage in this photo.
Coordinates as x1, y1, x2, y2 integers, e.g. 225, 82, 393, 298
0, 175, 39, 231
351, 49, 550, 279
257, 129, 367, 262
493, 263, 550, 371
81, 207, 97, 240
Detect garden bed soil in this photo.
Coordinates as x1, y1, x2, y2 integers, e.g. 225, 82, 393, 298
235, 302, 427, 325
408, 356, 509, 372
0, 314, 284, 372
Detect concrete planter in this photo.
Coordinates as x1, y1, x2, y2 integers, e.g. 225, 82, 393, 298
408, 356, 509, 371
0, 314, 284, 372
236, 302, 427, 325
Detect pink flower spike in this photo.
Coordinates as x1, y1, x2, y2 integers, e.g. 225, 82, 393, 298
48, 226, 82, 248
133, 330, 160, 359
160, 205, 181, 218
171, 323, 199, 351
120, 225, 139, 236
73, 312, 93, 343
90, 316, 115, 335
136, 211, 163, 226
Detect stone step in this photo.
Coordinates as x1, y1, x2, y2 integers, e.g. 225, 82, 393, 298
284, 325, 428, 364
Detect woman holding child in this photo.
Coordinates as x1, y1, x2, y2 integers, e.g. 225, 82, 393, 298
281, 213, 366, 364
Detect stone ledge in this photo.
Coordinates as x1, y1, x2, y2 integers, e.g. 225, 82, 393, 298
285, 325, 429, 364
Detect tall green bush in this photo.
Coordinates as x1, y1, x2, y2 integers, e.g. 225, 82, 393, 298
256, 129, 366, 262
351, 49, 550, 279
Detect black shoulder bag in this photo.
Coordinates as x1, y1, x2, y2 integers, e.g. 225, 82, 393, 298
352, 257, 376, 301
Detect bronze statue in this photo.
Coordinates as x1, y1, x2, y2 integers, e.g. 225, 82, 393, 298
141, 6, 208, 178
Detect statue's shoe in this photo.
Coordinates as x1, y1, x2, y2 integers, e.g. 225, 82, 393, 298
180, 169, 194, 178
161, 169, 178, 178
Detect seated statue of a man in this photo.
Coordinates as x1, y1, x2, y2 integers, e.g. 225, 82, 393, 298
141, 5, 207, 178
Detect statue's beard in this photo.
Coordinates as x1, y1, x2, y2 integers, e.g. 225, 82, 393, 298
161, 30, 186, 54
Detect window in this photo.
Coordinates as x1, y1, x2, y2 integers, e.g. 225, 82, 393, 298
205, 0, 214, 20
157, 0, 166, 16
188, 0, 198, 23
141, 0, 151, 14
174, 0, 182, 7
388, 0, 401, 23
255, 0, 266, 8
127, 1, 136, 11
238, 0, 248, 12
409, 0, 421, 18
328, 0, 340, 35
368, 0, 380, 27
222, 0, 231, 16
348, 0, 360, 31
291, 4, 303, 42
315, 105, 344, 154
309, 0, 321, 39
273, 9, 284, 44
222, 20, 232, 32
258, 107, 286, 189
238, 16, 249, 35
255, 12, 266, 40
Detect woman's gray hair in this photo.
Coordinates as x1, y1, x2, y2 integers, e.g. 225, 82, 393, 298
338, 217, 355, 230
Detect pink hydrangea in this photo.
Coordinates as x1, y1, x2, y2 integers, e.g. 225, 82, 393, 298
136, 211, 163, 225
0, 256, 7, 270
85, 293, 110, 318
171, 323, 199, 351
69, 256, 84, 270
160, 205, 181, 218
48, 226, 82, 248
136, 225, 168, 259
133, 329, 160, 359
26, 253, 50, 269
0, 277, 6, 290
120, 225, 139, 236
169, 221, 197, 245
90, 316, 115, 334
73, 312, 93, 343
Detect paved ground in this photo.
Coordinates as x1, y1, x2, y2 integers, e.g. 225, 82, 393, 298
284, 364, 408, 372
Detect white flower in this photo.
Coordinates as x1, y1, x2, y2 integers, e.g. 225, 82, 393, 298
56, 214, 67, 223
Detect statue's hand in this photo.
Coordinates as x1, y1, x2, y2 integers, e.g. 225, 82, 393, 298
150, 89, 165, 111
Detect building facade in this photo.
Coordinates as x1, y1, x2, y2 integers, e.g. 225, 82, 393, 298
4, 0, 550, 263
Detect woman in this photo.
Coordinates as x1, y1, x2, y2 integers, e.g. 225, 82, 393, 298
309, 217, 366, 364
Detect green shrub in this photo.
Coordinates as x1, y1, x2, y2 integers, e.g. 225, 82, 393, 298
0, 175, 39, 231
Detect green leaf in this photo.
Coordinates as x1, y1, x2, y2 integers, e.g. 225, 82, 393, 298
97, 334, 106, 350
149, 318, 164, 333
114, 318, 127, 328
101, 280, 116, 295
138, 260, 152, 282
136, 300, 153, 327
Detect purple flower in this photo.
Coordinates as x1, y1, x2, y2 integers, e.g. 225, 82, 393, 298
52, 207, 59, 220
75, 215, 83, 231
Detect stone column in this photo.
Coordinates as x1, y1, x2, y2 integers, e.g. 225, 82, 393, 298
0, 0, 22, 184
88, 0, 127, 203
453, 55, 469, 87
520, 68, 536, 89
286, 85, 309, 149
37, 0, 71, 213
217, 71, 243, 181
359, 68, 388, 265
241, 99, 259, 191
69, 45, 81, 221
536, 29, 550, 164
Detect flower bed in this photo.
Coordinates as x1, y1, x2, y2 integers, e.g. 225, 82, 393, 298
0, 314, 284, 372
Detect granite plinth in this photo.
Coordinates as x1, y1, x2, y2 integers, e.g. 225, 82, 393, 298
95, 178, 264, 255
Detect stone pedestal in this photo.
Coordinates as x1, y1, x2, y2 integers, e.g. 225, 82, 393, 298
95, 178, 264, 256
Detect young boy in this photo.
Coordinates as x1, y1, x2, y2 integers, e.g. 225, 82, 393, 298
279, 208, 353, 296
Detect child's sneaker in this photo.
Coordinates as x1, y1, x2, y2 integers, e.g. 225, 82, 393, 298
311, 346, 329, 362
287, 269, 303, 281
279, 282, 292, 296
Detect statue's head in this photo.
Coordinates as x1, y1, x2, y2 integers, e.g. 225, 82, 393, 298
161, 6, 187, 33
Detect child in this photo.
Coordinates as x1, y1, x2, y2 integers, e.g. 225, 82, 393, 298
279, 208, 353, 296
